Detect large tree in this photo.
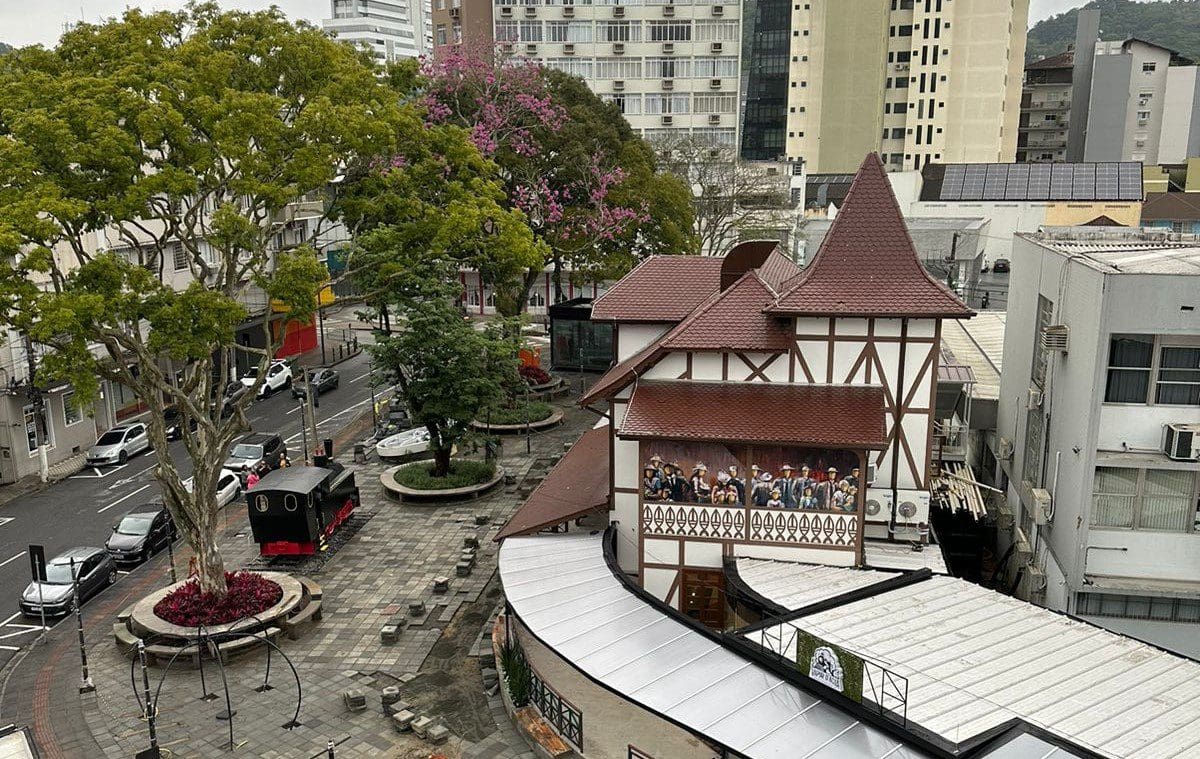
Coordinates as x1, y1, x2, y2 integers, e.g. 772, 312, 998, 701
416, 50, 697, 313
0, 5, 417, 595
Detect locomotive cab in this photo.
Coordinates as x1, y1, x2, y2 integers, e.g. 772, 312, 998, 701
246, 462, 359, 556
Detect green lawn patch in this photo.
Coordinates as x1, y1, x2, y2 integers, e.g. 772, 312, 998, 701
392, 459, 496, 490
483, 400, 554, 426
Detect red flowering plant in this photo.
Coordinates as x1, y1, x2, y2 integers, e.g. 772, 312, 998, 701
518, 364, 552, 386
154, 571, 283, 627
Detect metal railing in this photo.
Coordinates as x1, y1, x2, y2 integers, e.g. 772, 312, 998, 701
530, 668, 583, 748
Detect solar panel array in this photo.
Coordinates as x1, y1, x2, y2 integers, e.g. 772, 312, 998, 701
937, 162, 1142, 202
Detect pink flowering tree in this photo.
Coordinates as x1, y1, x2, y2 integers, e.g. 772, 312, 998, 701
418, 49, 695, 314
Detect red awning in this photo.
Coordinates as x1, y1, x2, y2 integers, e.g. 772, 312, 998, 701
495, 425, 610, 541
618, 381, 887, 449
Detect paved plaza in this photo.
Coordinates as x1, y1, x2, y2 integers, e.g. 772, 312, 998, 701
0, 391, 594, 759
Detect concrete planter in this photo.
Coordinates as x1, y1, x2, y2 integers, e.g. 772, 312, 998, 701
381, 464, 505, 504
470, 408, 563, 435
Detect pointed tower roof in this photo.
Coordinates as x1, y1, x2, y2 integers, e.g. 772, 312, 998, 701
771, 153, 973, 319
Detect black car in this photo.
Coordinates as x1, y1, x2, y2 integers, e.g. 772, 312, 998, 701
164, 406, 198, 441
19, 547, 117, 618
223, 432, 288, 479
211, 382, 250, 419
992, 258, 1010, 273
291, 368, 340, 399
105, 505, 177, 567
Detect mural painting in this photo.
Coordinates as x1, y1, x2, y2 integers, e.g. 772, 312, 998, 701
640, 441, 862, 513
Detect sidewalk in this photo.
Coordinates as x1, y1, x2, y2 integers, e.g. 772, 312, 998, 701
0, 386, 591, 758
0, 452, 88, 511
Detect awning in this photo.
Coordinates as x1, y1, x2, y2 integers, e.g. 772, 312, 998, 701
619, 380, 887, 449
495, 424, 610, 541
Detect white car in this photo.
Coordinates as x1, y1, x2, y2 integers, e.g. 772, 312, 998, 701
182, 468, 242, 509
240, 360, 293, 398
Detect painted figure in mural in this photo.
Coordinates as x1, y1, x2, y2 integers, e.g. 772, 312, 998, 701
643, 464, 665, 500
690, 463, 711, 502
815, 467, 839, 509
832, 480, 852, 511
797, 464, 816, 499
712, 470, 738, 504
665, 462, 691, 502
649, 453, 666, 482
727, 465, 745, 505
846, 466, 861, 491
775, 465, 798, 508
799, 486, 818, 510
766, 489, 784, 509
845, 485, 859, 512
751, 471, 774, 507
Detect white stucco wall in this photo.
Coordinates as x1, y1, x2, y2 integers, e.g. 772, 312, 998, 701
616, 324, 671, 362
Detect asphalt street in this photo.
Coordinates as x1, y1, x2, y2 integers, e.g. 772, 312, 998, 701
0, 338, 381, 668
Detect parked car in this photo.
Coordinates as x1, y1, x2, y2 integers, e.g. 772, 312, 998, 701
105, 505, 177, 567
19, 547, 116, 618
183, 468, 242, 509
86, 423, 150, 467
992, 258, 1010, 273
223, 433, 287, 480
240, 360, 293, 398
210, 381, 251, 419
291, 368, 340, 400
164, 406, 198, 441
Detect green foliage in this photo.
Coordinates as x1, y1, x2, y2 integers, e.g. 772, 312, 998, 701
392, 459, 496, 490
1027, 0, 1200, 63
499, 638, 533, 708
483, 400, 554, 426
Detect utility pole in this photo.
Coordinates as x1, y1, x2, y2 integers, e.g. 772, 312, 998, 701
23, 333, 49, 483
945, 232, 960, 295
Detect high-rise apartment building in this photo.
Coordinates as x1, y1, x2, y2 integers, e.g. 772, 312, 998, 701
324, 0, 432, 62
431, 0, 493, 53
758, 0, 1026, 173
1017, 50, 1073, 163
493, 0, 743, 149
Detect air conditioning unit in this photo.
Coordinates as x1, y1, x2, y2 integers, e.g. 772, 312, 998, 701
711, 42, 723, 53
449, 6, 460, 17
500, 6, 512, 16
894, 489, 930, 525
525, 43, 538, 54
614, 43, 625, 54
613, 6, 625, 16
500, 42, 514, 52
663, 79, 674, 90
1138, 98, 1149, 106
524, 5, 537, 15
997, 437, 1014, 460
664, 5, 675, 16
663, 43, 674, 54
563, 6, 575, 16
1031, 487, 1052, 525
894, 62, 910, 71
707, 148, 721, 159
564, 43, 575, 54
1163, 422, 1200, 461
661, 115, 674, 125
1040, 324, 1069, 353
1027, 387, 1043, 409
710, 78, 722, 89
864, 488, 893, 522
708, 113, 721, 124
1018, 564, 1047, 603
712, 4, 724, 15
613, 79, 625, 90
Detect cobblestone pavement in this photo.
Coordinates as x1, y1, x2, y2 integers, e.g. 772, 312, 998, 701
0, 391, 593, 759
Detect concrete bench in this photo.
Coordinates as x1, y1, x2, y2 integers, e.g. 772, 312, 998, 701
282, 598, 322, 641
213, 626, 281, 663
145, 642, 201, 668
113, 623, 140, 658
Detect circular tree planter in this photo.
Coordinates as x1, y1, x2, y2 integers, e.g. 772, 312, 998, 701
471, 408, 563, 435
382, 463, 505, 503
114, 572, 323, 667
526, 377, 569, 400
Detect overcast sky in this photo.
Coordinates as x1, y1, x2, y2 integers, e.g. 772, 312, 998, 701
0, 0, 1142, 48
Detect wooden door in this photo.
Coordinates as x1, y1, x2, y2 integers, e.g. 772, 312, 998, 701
681, 568, 726, 630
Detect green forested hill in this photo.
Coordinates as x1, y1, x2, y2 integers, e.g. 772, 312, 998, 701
1027, 0, 1200, 63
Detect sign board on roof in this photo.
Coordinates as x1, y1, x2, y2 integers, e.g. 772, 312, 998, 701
796, 629, 863, 703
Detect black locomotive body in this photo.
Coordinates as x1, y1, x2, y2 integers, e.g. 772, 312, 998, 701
246, 461, 359, 556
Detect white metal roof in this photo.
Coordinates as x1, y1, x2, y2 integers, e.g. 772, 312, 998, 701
941, 314, 1004, 401
864, 540, 950, 574
500, 533, 930, 759
1028, 237, 1200, 275
735, 558, 898, 610
746, 574, 1200, 758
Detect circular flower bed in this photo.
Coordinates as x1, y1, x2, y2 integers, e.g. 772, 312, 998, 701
393, 459, 496, 490
153, 571, 283, 627
483, 400, 554, 426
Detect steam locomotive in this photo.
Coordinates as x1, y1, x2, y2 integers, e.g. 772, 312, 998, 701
245, 450, 359, 557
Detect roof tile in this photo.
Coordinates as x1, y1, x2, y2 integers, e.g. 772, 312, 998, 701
590, 256, 724, 322
495, 425, 609, 541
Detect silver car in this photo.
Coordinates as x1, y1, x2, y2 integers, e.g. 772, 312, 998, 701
86, 423, 150, 467
19, 547, 117, 618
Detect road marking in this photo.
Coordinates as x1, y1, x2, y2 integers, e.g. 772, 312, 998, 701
0, 612, 22, 627
285, 405, 303, 415
98, 483, 152, 514
108, 465, 156, 490
0, 518, 13, 528
0, 628, 39, 641
0, 552, 25, 570
0, 645, 20, 652
349, 372, 372, 383
71, 463, 128, 480
284, 397, 376, 444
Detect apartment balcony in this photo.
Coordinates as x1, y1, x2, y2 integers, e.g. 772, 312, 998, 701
932, 417, 967, 464
1025, 99, 1070, 110
1020, 121, 1068, 132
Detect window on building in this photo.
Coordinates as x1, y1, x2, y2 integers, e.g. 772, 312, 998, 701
495, 20, 519, 41
693, 93, 736, 113
62, 391, 83, 426
644, 93, 691, 114
520, 20, 543, 41
889, 128, 905, 139
529, 290, 546, 308
603, 93, 642, 114
694, 20, 738, 41
647, 21, 692, 41
1142, 62, 1157, 73
693, 57, 738, 78
1031, 295, 1053, 389
895, 24, 913, 37
171, 243, 188, 271
645, 57, 689, 78
892, 101, 907, 114
895, 50, 911, 63
436, 25, 447, 45
1156, 346, 1200, 405
1092, 467, 1199, 532
1105, 336, 1200, 406
1077, 592, 1200, 622
894, 76, 908, 89
595, 57, 641, 78
1137, 109, 1151, 121
547, 20, 594, 42
599, 21, 640, 42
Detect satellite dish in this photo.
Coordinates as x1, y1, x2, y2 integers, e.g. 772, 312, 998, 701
866, 499, 882, 516
898, 501, 918, 519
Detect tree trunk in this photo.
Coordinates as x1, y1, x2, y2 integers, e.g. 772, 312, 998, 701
192, 528, 227, 595
433, 445, 452, 478
552, 257, 565, 303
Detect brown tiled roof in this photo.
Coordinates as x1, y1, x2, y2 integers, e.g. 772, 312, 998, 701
495, 425, 610, 541
772, 153, 973, 319
578, 338, 663, 407
660, 273, 792, 352
1026, 50, 1074, 70
1081, 214, 1127, 227
619, 381, 887, 449
1142, 192, 1200, 222
590, 256, 724, 322
757, 250, 803, 292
